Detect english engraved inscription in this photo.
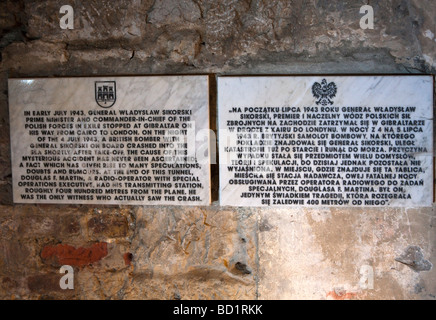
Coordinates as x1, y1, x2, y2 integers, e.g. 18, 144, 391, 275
218, 76, 433, 207
9, 76, 210, 205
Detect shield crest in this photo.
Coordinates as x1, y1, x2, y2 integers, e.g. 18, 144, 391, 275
95, 81, 116, 108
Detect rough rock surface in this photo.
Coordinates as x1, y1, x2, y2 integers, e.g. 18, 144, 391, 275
0, 0, 435, 300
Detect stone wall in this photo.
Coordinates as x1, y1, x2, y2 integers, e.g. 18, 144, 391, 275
0, 0, 435, 300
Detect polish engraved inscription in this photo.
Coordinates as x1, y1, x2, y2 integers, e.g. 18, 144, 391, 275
218, 76, 433, 207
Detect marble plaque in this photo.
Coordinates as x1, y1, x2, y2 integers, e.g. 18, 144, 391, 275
218, 76, 434, 207
9, 76, 211, 205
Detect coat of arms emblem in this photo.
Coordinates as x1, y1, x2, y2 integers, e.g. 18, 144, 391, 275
95, 81, 116, 108
312, 79, 337, 106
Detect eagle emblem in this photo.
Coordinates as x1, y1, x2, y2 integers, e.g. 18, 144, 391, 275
312, 79, 337, 106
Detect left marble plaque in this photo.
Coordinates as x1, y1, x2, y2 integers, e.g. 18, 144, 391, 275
8, 76, 211, 205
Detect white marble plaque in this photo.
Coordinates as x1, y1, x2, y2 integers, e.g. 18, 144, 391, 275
9, 76, 211, 205
218, 76, 434, 207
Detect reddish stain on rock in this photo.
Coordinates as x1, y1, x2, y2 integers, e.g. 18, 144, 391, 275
123, 252, 133, 266
326, 290, 358, 300
41, 242, 108, 267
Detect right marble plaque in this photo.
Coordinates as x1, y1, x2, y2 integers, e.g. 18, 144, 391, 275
218, 76, 434, 207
